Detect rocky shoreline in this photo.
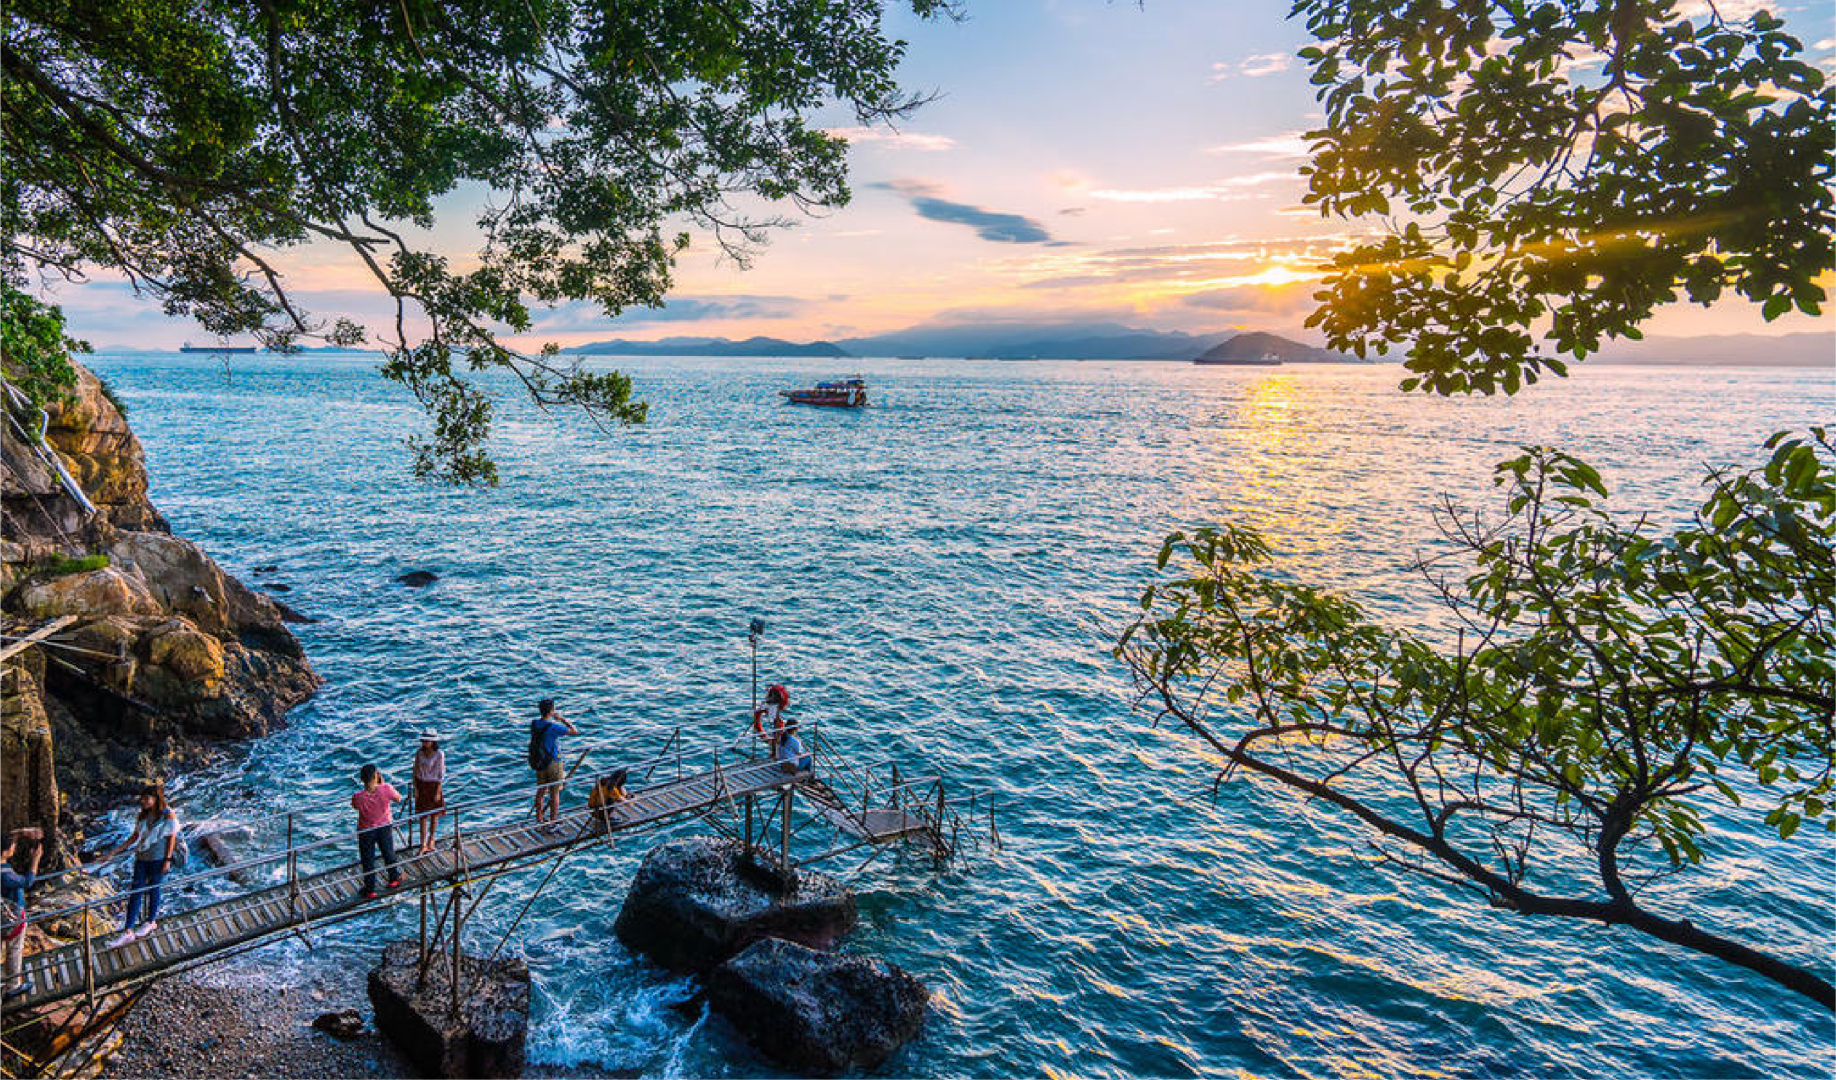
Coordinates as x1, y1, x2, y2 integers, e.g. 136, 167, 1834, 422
3, 359, 317, 868
97, 946, 630, 1080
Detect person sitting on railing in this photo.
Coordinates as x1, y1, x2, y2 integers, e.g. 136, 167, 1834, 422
2, 826, 43, 1000
411, 731, 446, 855
529, 699, 579, 823
103, 784, 180, 947
773, 725, 813, 775
588, 768, 631, 831
753, 684, 790, 744
352, 765, 406, 899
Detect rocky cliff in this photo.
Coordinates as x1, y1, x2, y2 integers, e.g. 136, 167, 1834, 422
2, 360, 318, 866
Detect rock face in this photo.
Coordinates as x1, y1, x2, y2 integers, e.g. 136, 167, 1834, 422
367, 940, 529, 1079
614, 838, 857, 973
707, 938, 928, 1076
2, 358, 317, 863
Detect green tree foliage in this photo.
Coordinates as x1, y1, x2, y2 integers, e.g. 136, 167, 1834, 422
1292, 0, 1835, 393
2, 0, 947, 481
1118, 432, 1835, 1007
0, 282, 88, 420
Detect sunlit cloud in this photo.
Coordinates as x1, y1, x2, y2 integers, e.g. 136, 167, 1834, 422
1209, 52, 1293, 81
1207, 132, 1313, 159
1088, 171, 1297, 202
874, 179, 1064, 244
824, 126, 959, 152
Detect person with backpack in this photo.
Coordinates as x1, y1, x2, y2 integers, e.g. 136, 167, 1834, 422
352, 764, 406, 899
103, 783, 181, 947
529, 699, 578, 823
2, 826, 43, 1000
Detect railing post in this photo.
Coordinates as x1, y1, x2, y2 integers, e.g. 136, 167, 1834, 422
285, 812, 298, 918
449, 809, 465, 1019
80, 905, 95, 1004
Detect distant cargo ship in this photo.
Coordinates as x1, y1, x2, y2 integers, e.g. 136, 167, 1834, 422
180, 342, 258, 353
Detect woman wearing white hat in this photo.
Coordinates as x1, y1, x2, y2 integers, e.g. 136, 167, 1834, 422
411, 732, 446, 854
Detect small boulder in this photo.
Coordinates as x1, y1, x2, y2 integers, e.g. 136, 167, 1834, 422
707, 938, 927, 1076
395, 570, 439, 587
368, 940, 529, 1079
614, 838, 856, 973
311, 1009, 365, 1040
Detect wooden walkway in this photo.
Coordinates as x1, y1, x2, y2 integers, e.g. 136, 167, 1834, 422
9, 757, 801, 1012
796, 777, 946, 854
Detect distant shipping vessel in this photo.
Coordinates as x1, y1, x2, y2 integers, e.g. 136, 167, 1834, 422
180, 342, 258, 353
781, 377, 867, 408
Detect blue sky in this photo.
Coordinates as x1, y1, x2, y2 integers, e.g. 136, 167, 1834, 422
46, 0, 1836, 349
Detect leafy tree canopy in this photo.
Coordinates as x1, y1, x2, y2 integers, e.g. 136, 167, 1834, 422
1119, 432, 1835, 1007
2, 0, 947, 481
1293, 0, 1835, 394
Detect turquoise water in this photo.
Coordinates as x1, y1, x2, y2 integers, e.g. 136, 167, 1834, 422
86, 353, 1834, 1078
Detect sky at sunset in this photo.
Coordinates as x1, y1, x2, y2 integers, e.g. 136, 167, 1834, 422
45, 0, 1836, 351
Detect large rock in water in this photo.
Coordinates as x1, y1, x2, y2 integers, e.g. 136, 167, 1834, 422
367, 940, 530, 1079
707, 938, 928, 1076
614, 838, 857, 972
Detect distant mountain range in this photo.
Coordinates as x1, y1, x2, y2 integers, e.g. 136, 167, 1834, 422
569, 335, 848, 357
564, 322, 1359, 361
1592, 332, 1832, 367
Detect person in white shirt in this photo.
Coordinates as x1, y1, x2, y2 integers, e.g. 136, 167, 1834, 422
412, 732, 447, 854
103, 784, 180, 947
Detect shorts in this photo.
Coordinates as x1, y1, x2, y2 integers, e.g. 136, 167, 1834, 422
535, 759, 565, 785
413, 779, 444, 813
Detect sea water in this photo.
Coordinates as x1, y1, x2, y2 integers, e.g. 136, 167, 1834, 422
81, 353, 1834, 1078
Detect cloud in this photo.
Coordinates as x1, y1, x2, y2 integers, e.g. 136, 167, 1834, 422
823, 126, 959, 152
1180, 282, 1318, 314
1088, 171, 1297, 203
526, 294, 812, 331
874, 180, 1061, 244
1209, 52, 1293, 81
1207, 132, 1313, 159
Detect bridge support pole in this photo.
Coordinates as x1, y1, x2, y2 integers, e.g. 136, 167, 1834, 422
417, 883, 430, 988
80, 907, 95, 1006
286, 813, 298, 918
780, 788, 792, 875
744, 794, 754, 852
449, 880, 464, 1021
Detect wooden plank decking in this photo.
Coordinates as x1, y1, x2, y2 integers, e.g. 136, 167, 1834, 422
7, 757, 798, 1012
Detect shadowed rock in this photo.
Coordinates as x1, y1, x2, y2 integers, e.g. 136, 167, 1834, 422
367, 940, 529, 1079
707, 938, 927, 1076
395, 570, 438, 587
614, 838, 856, 973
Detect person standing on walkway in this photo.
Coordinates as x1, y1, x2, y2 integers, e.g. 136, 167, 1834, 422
411, 732, 446, 854
753, 684, 789, 747
352, 764, 405, 899
2, 827, 43, 999
529, 699, 577, 823
104, 784, 179, 947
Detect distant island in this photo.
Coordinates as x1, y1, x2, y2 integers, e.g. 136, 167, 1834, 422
566, 322, 1370, 362
569, 335, 848, 357
1194, 331, 1347, 365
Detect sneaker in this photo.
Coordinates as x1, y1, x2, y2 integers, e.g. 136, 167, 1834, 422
107, 931, 137, 948
132, 921, 158, 940
361, 889, 379, 900
384, 876, 405, 890
4, 977, 33, 999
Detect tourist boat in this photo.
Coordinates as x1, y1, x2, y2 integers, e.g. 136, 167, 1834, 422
781, 377, 867, 408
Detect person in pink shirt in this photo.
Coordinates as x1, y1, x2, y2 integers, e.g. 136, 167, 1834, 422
351, 764, 405, 899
